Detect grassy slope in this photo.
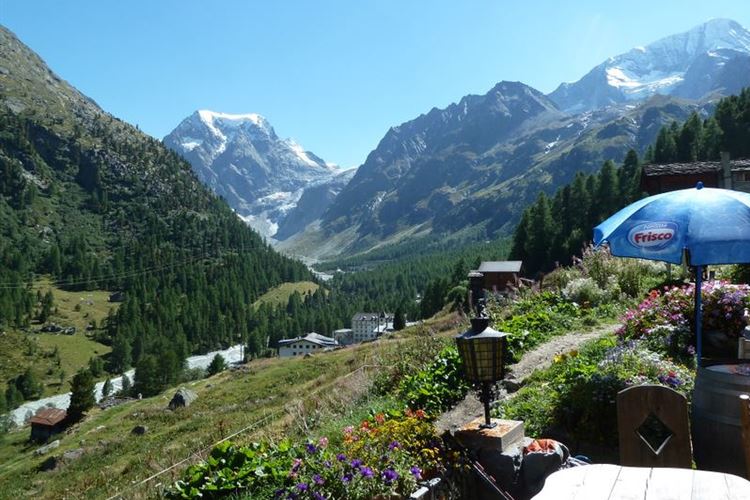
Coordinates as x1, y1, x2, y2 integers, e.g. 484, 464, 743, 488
0, 313, 462, 499
252, 281, 320, 309
0, 280, 115, 397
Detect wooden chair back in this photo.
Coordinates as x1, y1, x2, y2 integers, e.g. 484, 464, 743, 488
740, 394, 750, 479
739, 338, 750, 359
617, 384, 692, 468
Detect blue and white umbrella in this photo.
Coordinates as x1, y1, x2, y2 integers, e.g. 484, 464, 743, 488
594, 183, 750, 363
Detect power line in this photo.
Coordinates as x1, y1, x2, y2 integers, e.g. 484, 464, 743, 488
0, 247, 252, 290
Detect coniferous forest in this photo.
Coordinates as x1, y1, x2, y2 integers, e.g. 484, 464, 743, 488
0, 108, 311, 395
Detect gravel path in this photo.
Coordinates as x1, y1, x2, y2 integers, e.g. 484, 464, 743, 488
435, 324, 619, 433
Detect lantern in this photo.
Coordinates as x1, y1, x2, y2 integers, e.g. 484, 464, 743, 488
455, 317, 508, 429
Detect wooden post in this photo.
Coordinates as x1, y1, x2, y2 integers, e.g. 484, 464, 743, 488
739, 394, 750, 479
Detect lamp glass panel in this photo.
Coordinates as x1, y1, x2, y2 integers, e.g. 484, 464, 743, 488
457, 337, 503, 382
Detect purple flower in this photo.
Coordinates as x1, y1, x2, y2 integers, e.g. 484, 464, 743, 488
313, 493, 326, 500
296, 483, 308, 492
323, 460, 332, 468
313, 474, 325, 485
382, 468, 399, 484
350, 458, 362, 469
289, 458, 302, 477
388, 440, 401, 450
410, 466, 422, 480
306, 443, 317, 454
336, 453, 346, 462
360, 466, 374, 478
342, 473, 353, 483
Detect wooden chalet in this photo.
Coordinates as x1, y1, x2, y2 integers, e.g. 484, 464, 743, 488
640, 153, 750, 195
29, 407, 67, 442
471, 261, 523, 293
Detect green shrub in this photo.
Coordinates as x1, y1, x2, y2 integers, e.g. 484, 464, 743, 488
497, 336, 694, 446
397, 346, 469, 415
207, 354, 228, 376
491, 292, 582, 362
562, 277, 610, 306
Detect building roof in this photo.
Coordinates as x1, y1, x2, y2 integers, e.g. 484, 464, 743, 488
352, 312, 392, 321
477, 261, 523, 273
642, 159, 750, 177
29, 408, 67, 426
373, 323, 394, 333
278, 332, 338, 348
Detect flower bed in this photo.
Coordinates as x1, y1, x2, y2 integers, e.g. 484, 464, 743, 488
168, 411, 447, 499
496, 336, 694, 447
618, 281, 750, 362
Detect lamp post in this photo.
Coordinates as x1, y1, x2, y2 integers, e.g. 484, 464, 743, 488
455, 316, 508, 429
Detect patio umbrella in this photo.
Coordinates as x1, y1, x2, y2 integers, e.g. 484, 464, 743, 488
593, 182, 750, 364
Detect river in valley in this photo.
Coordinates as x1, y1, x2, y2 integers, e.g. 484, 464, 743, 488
8, 344, 243, 426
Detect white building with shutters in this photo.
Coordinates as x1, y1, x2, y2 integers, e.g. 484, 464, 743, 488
278, 332, 339, 358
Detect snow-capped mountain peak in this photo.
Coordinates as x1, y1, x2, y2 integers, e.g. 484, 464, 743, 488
549, 18, 750, 112
197, 109, 272, 137
164, 110, 343, 240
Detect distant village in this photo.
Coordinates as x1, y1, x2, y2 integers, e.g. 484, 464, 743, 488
276, 260, 524, 358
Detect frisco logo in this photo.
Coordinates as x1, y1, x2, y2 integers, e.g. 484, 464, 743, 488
627, 222, 678, 250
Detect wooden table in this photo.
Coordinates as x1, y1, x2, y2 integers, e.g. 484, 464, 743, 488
532, 464, 750, 499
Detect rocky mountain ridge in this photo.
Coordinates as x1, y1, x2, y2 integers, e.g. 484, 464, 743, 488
277, 19, 750, 260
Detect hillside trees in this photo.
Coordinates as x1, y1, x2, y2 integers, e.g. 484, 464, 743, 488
510, 151, 643, 275
0, 109, 312, 375
512, 89, 750, 275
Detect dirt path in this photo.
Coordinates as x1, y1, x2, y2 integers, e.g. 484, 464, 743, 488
435, 323, 620, 433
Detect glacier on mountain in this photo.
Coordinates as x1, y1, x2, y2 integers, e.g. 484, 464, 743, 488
164, 110, 342, 240
549, 18, 750, 112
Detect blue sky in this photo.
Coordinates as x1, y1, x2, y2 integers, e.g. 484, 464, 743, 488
3, 1, 749, 167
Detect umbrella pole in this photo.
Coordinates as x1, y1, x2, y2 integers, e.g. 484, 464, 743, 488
695, 265, 703, 368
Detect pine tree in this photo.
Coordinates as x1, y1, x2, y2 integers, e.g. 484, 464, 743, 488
525, 193, 554, 275
121, 374, 132, 395
110, 334, 132, 373
16, 368, 42, 400
595, 160, 619, 222
68, 369, 95, 422
509, 209, 531, 261
5, 383, 23, 409
393, 306, 406, 331
134, 354, 164, 397
618, 149, 641, 203
38, 290, 54, 323
700, 117, 723, 160
654, 126, 678, 162
88, 356, 104, 377
207, 354, 227, 376
102, 378, 112, 398
677, 113, 703, 162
